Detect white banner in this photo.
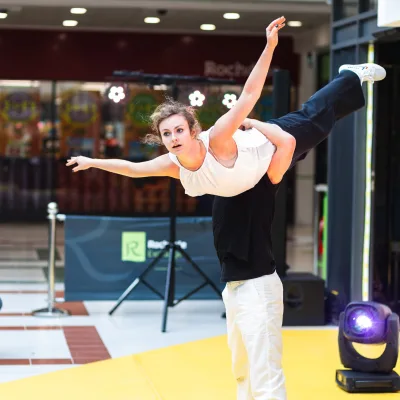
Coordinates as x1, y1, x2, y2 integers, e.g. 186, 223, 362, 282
378, 0, 400, 27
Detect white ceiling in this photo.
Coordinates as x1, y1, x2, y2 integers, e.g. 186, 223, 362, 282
0, 0, 331, 36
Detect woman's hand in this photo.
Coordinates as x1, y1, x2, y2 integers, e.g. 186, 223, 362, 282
208, 16, 285, 159
266, 16, 286, 49
66, 156, 93, 172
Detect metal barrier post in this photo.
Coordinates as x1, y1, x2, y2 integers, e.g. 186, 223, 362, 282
313, 184, 328, 278
32, 202, 69, 317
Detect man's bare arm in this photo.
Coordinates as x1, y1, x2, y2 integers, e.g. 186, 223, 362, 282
247, 119, 296, 184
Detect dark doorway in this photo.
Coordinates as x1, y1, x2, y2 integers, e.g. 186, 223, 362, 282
373, 37, 400, 313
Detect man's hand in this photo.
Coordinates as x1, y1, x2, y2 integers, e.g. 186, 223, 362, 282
266, 16, 286, 49
240, 118, 253, 131
66, 156, 93, 172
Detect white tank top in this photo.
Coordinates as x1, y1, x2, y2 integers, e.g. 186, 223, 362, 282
168, 127, 276, 197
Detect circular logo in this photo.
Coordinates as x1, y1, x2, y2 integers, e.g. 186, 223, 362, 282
60, 91, 98, 127
126, 93, 158, 128
197, 94, 224, 128
0, 92, 39, 122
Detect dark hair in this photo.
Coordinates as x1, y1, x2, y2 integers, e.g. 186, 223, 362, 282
143, 98, 201, 145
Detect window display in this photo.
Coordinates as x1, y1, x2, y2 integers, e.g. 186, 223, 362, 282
0, 79, 280, 220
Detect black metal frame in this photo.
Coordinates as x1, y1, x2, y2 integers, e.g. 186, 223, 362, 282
327, 0, 397, 310
328, 1, 377, 308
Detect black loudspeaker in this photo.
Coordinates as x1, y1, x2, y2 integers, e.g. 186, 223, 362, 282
282, 272, 325, 326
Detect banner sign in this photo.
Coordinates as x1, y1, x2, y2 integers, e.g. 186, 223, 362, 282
64, 216, 223, 301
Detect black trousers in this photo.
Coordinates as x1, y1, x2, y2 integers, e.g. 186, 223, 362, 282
268, 70, 366, 167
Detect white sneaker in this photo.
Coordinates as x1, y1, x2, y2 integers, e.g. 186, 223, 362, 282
338, 63, 386, 83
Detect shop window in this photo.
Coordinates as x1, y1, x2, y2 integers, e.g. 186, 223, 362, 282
334, 0, 359, 20
360, 0, 377, 13
0, 78, 286, 220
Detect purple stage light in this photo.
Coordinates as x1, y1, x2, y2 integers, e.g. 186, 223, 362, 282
355, 315, 373, 330
348, 308, 374, 336
338, 301, 400, 379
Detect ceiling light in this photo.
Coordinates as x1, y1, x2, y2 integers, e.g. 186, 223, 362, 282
0, 12, 7, 19
0, 80, 40, 87
144, 17, 160, 24
288, 21, 302, 27
70, 8, 87, 15
153, 84, 168, 91
200, 24, 216, 31
63, 20, 78, 27
223, 13, 240, 20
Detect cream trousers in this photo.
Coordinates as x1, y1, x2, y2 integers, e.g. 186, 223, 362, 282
222, 272, 286, 400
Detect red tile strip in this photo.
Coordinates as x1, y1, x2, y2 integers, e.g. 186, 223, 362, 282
0, 359, 30, 365
60, 302, 89, 316
31, 359, 73, 365
63, 326, 111, 364
0, 326, 110, 366
0, 313, 32, 316
26, 326, 62, 330
0, 326, 25, 330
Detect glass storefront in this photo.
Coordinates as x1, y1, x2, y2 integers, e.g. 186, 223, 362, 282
360, 0, 377, 13
334, 0, 358, 20
334, 0, 378, 20
0, 80, 276, 221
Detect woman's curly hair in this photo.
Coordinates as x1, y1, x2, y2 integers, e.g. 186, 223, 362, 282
143, 98, 202, 145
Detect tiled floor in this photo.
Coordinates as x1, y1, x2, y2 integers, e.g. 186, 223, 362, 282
0, 284, 228, 383
0, 222, 315, 385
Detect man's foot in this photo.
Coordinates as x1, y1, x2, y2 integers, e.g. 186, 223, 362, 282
338, 63, 386, 84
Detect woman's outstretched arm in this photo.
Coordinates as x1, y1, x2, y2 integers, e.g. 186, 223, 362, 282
66, 154, 180, 179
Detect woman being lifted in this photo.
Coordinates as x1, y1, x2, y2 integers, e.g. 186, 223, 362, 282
67, 17, 295, 197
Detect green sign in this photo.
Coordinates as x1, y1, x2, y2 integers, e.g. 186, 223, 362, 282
197, 94, 224, 128
127, 93, 158, 128
121, 232, 146, 262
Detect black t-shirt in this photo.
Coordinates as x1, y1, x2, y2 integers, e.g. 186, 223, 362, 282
212, 174, 279, 282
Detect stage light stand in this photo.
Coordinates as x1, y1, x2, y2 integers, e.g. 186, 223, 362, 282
108, 71, 235, 331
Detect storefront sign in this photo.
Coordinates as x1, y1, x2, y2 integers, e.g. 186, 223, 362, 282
60, 91, 99, 128
204, 60, 256, 79
0, 92, 39, 122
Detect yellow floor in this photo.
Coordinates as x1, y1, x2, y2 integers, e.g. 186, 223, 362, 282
0, 329, 398, 399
